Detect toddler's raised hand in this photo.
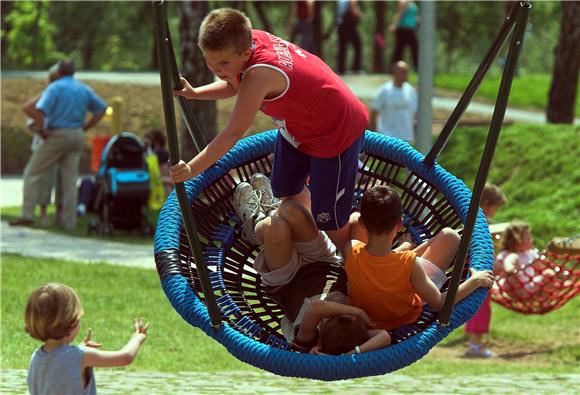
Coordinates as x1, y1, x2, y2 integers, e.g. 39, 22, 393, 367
134, 318, 149, 337
81, 328, 102, 349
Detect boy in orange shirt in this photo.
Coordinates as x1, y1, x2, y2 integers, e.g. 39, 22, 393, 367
345, 186, 494, 330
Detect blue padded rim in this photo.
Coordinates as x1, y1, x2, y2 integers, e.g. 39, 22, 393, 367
153, 130, 494, 381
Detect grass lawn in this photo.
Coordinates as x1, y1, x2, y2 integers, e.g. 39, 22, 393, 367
2, 254, 579, 376
1, 254, 252, 373
437, 123, 580, 247
428, 73, 579, 115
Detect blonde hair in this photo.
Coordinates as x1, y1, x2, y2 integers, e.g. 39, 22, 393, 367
501, 221, 531, 252
24, 283, 83, 341
481, 183, 507, 208
198, 8, 252, 53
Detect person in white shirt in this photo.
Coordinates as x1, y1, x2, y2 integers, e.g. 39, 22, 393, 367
370, 61, 417, 143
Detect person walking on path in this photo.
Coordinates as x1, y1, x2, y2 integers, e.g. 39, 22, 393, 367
336, 0, 364, 75
10, 59, 107, 231
390, 0, 419, 70
290, 1, 316, 54
370, 61, 417, 143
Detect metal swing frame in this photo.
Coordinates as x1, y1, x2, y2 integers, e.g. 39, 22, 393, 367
151, 0, 531, 356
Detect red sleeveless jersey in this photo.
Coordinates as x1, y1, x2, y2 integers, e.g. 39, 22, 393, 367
240, 30, 368, 158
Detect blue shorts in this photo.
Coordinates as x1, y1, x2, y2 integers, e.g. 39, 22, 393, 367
270, 132, 364, 231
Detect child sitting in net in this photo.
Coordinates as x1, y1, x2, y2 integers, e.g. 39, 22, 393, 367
25, 283, 149, 395
495, 222, 555, 300
233, 174, 390, 354
344, 186, 494, 330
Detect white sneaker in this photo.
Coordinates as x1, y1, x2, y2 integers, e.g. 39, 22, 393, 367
233, 182, 265, 244
249, 173, 281, 213
465, 344, 494, 358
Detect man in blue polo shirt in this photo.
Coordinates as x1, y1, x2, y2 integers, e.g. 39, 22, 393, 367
11, 59, 107, 230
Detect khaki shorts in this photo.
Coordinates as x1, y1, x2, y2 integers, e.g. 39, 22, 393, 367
254, 231, 341, 287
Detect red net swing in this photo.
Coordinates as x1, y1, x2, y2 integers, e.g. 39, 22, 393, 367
490, 251, 580, 315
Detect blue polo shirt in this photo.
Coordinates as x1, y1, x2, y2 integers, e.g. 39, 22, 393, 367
36, 76, 107, 129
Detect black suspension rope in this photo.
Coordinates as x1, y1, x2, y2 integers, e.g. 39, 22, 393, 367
439, 1, 531, 326
162, 17, 207, 154
424, 2, 521, 167
152, 0, 221, 328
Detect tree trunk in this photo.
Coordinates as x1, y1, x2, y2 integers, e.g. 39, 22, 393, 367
253, 1, 274, 34
231, 1, 248, 14
82, 32, 94, 70
373, 1, 387, 73
179, 1, 217, 158
31, 2, 42, 67
312, 1, 324, 58
547, 2, 580, 124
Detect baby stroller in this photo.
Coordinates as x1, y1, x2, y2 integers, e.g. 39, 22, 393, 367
88, 132, 152, 236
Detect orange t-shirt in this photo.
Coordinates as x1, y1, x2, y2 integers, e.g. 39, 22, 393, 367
345, 242, 422, 329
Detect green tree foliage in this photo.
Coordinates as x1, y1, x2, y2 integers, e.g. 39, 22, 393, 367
2, 1, 155, 71
0, 1, 564, 76
47, 1, 154, 70
4, 1, 60, 68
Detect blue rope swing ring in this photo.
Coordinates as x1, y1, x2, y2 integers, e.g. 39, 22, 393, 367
153, 130, 494, 381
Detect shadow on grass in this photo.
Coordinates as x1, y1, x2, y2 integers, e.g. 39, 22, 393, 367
495, 348, 553, 360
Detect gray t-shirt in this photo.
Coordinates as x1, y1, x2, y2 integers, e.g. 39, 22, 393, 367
27, 344, 96, 395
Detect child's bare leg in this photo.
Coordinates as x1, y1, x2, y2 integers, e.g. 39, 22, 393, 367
255, 216, 293, 272
281, 186, 311, 213
275, 200, 319, 242
419, 227, 461, 271
254, 200, 319, 272
468, 333, 483, 345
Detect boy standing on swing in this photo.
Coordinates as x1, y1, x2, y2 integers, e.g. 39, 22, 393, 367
170, 8, 369, 250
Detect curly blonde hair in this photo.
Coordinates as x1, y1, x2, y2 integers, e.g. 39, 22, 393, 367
198, 8, 253, 54
24, 283, 83, 341
501, 222, 531, 252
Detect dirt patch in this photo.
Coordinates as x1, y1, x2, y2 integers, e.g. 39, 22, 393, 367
430, 336, 574, 366
1, 77, 276, 175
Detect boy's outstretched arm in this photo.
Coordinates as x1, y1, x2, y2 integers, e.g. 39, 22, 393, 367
346, 329, 391, 354
412, 260, 494, 311
170, 68, 286, 183
82, 318, 149, 368
174, 77, 237, 100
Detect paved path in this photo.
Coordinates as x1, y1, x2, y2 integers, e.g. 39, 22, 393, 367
1, 177, 154, 269
4, 70, 577, 125
2, 369, 579, 394
0, 220, 154, 269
